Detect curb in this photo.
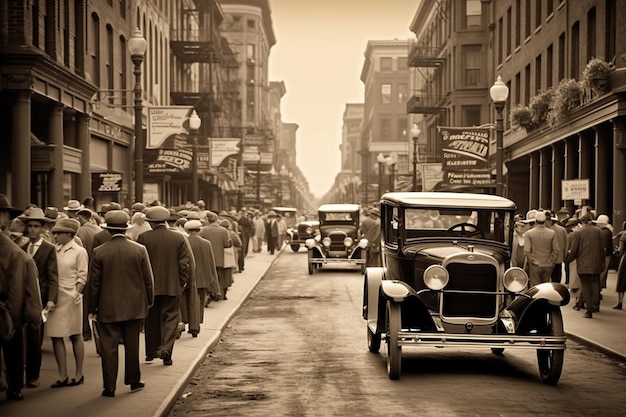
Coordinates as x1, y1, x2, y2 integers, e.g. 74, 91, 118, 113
565, 331, 626, 364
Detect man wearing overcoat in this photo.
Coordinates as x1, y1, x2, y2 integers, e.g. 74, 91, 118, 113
88, 210, 154, 397
199, 211, 232, 299
137, 206, 190, 365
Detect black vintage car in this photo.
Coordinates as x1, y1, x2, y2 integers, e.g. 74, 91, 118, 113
362, 192, 570, 384
305, 204, 368, 274
286, 219, 320, 252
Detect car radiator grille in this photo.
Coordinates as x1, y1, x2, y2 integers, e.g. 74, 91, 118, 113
442, 263, 498, 318
329, 233, 347, 252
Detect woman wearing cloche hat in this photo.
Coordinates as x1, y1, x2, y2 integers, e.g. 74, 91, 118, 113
47, 217, 88, 388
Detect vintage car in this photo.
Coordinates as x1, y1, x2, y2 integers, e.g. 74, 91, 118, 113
305, 203, 368, 274
286, 219, 320, 252
362, 192, 570, 384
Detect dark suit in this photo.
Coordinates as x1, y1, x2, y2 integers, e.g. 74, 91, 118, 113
187, 233, 220, 320
21, 238, 58, 382
137, 225, 189, 360
88, 233, 154, 390
567, 223, 606, 314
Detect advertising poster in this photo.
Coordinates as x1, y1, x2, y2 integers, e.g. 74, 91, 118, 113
439, 126, 491, 170
147, 106, 193, 149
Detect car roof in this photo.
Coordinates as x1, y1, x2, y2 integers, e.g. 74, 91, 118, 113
380, 192, 516, 210
318, 203, 360, 212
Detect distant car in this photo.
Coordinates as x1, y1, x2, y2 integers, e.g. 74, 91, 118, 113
305, 203, 368, 274
363, 192, 570, 384
286, 220, 320, 252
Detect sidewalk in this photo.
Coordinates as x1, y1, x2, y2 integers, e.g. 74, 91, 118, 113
2, 250, 626, 416
561, 269, 626, 362
0, 247, 279, 417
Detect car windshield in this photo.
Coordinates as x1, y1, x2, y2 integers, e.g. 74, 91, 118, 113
321, 212, 355, 222
404, 208, 513, 245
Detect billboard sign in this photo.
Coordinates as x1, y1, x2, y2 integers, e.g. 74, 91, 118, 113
147, 106, 193, 149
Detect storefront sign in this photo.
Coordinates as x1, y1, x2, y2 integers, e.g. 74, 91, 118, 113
211, 138, 241, 167
439, 127, 490, 170
145, 149, 192, 173
92, 173, 122, 192
146, 106, 193, 149
562, 179, 590, 200
443, 170, 495, 187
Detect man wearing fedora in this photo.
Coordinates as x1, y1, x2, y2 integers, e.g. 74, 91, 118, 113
137, 206, 190, 366
63, 199, 84, 219
0, 194, 42, 401
88, 210, 154, 397
18, 207, 59, 389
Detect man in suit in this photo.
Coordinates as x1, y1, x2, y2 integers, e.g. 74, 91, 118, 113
566, 213, 606, 318
199, 211, 232, 299
265, 212, 279, 255
88, 210, 154, 397
0, 194, 42, 401
137, 206, 190, 366
523, 211, 559, 286
18, 207, 59, 389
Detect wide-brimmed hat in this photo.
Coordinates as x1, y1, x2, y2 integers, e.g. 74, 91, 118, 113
131, 202, 146, 213
76, 208, 93, 219
0, 193, 22, 217
51, 218, 80, 234
144, 206, 170, 222
18, 207, 50, 224
523, 209, 538, 224
102, 210, 130, 230
206, 211, 218, 222
593, 214, 610, 225
44, 207, 59, 221
183, 219, 203, 231
63, 199, 84, 212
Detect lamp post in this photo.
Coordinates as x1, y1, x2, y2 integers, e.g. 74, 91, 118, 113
128, 28, 147, 203
411, 123, 420, 191
489, 75, 509, 197
279, 165, 288, 206
385, 152, 397, 192
188, 110, 201, 203
256, 151, 261, 208
376, 153, 385, 195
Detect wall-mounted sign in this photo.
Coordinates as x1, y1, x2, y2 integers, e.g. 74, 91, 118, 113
92, 173, 122, 192
147, 106, 193, 149
562, 179, 590, 200
439, 127, 490, 170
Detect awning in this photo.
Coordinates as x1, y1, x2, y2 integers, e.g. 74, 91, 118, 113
208, 171, 238, 192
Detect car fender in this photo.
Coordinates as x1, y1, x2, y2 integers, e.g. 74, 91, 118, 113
307, 245, 324, 259
357, 238, 368, 249
305, 238, 317, 249
507, 282, 570, 328
363, 267, 385, 321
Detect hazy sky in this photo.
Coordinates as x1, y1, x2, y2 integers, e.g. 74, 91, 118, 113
268, 0, 417, 198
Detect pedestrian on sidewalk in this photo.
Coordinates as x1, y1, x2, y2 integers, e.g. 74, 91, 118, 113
137, 206, 190, 366
184, 220, 220, 318
594, 214, 614, 297
545, 210, 568, 284
0, 194, 42, 401
88, 210, 154, 397
18, 207, 59, 389
47, 218, 88, 388
566, 213, 605, 318
200, 211, 232, 300
252, 211, 265, 253
524, 211, 559, 286
613, 221, 626, 310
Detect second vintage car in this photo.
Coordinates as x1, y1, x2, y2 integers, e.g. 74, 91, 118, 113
305, 203, 368, 274
363, 192, 570, 384
286, 219, 320, 252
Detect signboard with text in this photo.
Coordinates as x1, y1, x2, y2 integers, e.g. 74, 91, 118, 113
92, 173, 122, 192
147, 106, 193, 149
562, 179, 590, 200
439, 127, 490, 170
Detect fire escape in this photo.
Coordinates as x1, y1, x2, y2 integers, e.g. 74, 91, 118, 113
406, 43, 447, 115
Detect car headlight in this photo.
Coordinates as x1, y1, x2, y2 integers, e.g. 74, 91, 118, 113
424, 265, 449, 290
343, 237, 353, 247
305, 226, 313, 234
322, 237, 331, 247
503, 267, 529, 292
314, 235, 321, 242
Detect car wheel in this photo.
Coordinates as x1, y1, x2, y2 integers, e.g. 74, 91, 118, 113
290, 244, 300, 252
307, 250, 314, 275
536, 306, 565, 385
386, 301, 402, 380
491, 348, 505, 355
367, 325, 381, 353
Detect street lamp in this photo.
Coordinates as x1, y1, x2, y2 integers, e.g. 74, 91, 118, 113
385, 152, 397, 192
256, 151, 261, 209
279, 165, 288, 206
188, 110, 201, 202
376, 153, 385, 195
490, 75, 509, 197
128, 28, 147, 203
410, 123, 420, 191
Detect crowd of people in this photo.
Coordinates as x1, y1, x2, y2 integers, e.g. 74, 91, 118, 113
511, 205, 626, 319
0, 193, 290, 400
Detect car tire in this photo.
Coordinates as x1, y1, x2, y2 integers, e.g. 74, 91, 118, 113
367, 325, 381, 353
491, 348, 505, 355
290, 244, 300, 252
386, 301, 402, 380
536, 306, 565, 385
307, 250, 314, 275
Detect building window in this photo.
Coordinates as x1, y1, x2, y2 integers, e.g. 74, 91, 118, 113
547, 0, 554, 16
506, 7, 512, 56
547, 44, 553, 88
398, 57, 408, 69
524, 64, 531, 105
462, 45, 481, 86
515, 72, 521, 105
571, 21, 580, 78
498, 17, 503, 63
536, 0, 542, 29
120, 0, 126, 19
462, 105, 482, 126
535, 53, 542, 93
464, 0, 481, 28
106, 25, 114, 103
380, 118, 391, 141
398, 83, 408, 103
398, 118, 407, 140
247, 19, 256, 30
525, 0, 531, 39
247, 44, 255, 62
558, 32, 565, 81
381, 84, 391, 103
381, 57, 392, 71
587, 7, 596, 62
515, 0, 521, 47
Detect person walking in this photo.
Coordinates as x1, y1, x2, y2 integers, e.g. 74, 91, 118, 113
594, 214, 613, 298
545, 210, 568, 284
252, 211, 265, 253
511, 215, 530, 271
265, 212, 279, 255
18, 207, 59, 389
360, 208, 382, 267
184, 220, 220, 314
75, 207, 101, 342
199, 211, 232, 300
523, 211, 559, 286
566, 213, 606, 318
613, 221, 626, 310
137, 206, 190, 366
47, 217, 88, 388
88, 210, 154, 397
0, 194, 42, 401
219, 219, 240, 296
